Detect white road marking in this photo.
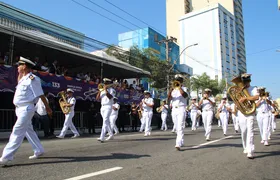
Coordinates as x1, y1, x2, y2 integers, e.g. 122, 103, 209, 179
64, 167, 123, 180
191, 135, 234, 149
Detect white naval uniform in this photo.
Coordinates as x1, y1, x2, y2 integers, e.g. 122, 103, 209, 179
230, 103, 239, 132
189, 103, 199, 131
256, 98, 270, 142
99, 87, 116, 140
218, 101, 230, 135
161, 104, 168, 131
201, 97, 215, 139
58, 96, 79, 137
110, 102, 120, 134
171, 87, 187, 148
139, 110, 145, 132
238, 86, 258, 154
142, 97, 154, 135
1, 73, 44, 161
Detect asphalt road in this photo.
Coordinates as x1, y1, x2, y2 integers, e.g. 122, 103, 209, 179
1, 122, 280, 180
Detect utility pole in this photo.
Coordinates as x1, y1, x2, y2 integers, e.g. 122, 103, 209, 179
157, 36, 177, 95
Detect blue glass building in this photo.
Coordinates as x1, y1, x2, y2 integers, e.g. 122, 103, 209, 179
119, 27, 193, 76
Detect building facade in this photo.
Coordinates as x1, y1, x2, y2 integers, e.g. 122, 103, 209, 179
166, 0, 247, 77
179, 4, 238, 82
0, 2, 85, 49
118, 27, 193, 76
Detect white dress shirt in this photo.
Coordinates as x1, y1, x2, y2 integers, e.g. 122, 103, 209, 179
13, 72, 43, 106
142, 97, 154, 112
201, 97, 215, 111
171, 87, 187, 107
111, 103, 120, 116
35, 97, 48, 116
100, 87, 116, 106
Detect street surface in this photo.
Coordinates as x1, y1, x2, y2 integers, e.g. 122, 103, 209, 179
1, 122, 280, 180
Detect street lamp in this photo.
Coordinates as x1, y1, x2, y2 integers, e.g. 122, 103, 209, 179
167, 43, 198, 93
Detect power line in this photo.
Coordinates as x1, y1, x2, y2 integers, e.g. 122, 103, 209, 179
246, 45, 280, 56
103, 0, 166, 36
87, 0, 142, 30
70, 0, 133, 31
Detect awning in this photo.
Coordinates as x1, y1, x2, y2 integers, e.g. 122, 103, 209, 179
0, 24, 150, 78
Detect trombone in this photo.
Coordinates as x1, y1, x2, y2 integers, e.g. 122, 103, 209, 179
84, 83, 114, 96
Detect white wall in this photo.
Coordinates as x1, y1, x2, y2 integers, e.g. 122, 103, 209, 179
179, 4, 238, 82
180, 5, 222, 80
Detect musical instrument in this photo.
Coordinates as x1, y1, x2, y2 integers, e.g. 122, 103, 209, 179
83, 83, 114, 96
227, 76, 256, 115
156, 106, 162, 113
58, 91, 71, 114
138, 109, 143, 119
172, 80, 181, 90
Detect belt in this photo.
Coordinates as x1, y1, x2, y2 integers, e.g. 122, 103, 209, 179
101, 104, 111, 106
173, 105, 185, 108
15, 103, 33, 108
203, 109, 212, 112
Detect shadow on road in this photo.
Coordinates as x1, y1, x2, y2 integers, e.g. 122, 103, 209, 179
181, 143, 243, 151
5, 153, 151, 167
254, 151, 280, 159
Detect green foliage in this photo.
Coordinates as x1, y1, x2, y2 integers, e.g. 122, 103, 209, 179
106, 45, 174, 89
191, 73, 226, 96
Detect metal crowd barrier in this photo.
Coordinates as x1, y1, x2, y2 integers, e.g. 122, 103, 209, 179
0, 109, 162, 132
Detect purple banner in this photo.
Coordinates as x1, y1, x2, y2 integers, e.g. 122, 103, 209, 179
0, 65, 144, 104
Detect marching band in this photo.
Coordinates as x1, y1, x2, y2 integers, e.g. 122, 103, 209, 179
0, 56, 279, 165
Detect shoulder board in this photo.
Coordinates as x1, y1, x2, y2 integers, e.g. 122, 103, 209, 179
29, 75, 35, 80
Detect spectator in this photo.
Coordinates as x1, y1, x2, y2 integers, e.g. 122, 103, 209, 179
49, 60, 58, 74
87, 102, 96, 134
41, 62, 49, 72
33, 57, 42, 71
4, 52, 9, 65
132, 80, 137, 89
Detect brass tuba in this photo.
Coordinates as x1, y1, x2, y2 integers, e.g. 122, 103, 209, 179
227, 76, 256, 115
172, 80, 181, 90
58, 91, 71, 114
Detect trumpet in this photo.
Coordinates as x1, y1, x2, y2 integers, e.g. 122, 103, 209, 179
156, 106, 162, 113
172, 80, 181, 90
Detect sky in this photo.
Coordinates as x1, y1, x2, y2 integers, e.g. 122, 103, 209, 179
1, 0, 280, 99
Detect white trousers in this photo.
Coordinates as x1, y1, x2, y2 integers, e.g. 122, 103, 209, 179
59, 112, 79, 137
100, 105, 113, 140
172, 114, 177, 132
1, 105, 44, 160
232, 114, 239, 131
139, 117, 145, 132
143, 110, 153, 134
239, 114, 254, 153
218, 119, 222, 127
202, 111, 213, 139
219, 112, 229, 135
257, 112, 269, 141
172, 107, 186, 147
109, 114, 119, 134
190, 111, 198, 130
161, 113, 168, 130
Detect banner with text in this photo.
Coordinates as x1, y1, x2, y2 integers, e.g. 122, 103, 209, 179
0, 65, 143, 104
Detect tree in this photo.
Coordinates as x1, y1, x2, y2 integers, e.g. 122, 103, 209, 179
191, 73, 226, 98
106, 45, 174, 89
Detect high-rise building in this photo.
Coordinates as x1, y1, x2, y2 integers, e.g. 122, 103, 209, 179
166, 0, 247, 79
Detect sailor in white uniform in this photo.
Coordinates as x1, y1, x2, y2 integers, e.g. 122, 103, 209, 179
256, 87, 271, 146
160, 100, 168, 131
56, 88, 80, 138
189, 97, 200, 131
96, 78, 116, 142
168, 74, 188, 150
141, 91, 154, 137
237, 73, 259, 159
199, 88, 215, 141
217, 95, 231, 136
0, 57, 52, 165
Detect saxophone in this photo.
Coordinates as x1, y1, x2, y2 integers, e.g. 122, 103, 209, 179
58, 91, 71, 114
227, 76, 256, 115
